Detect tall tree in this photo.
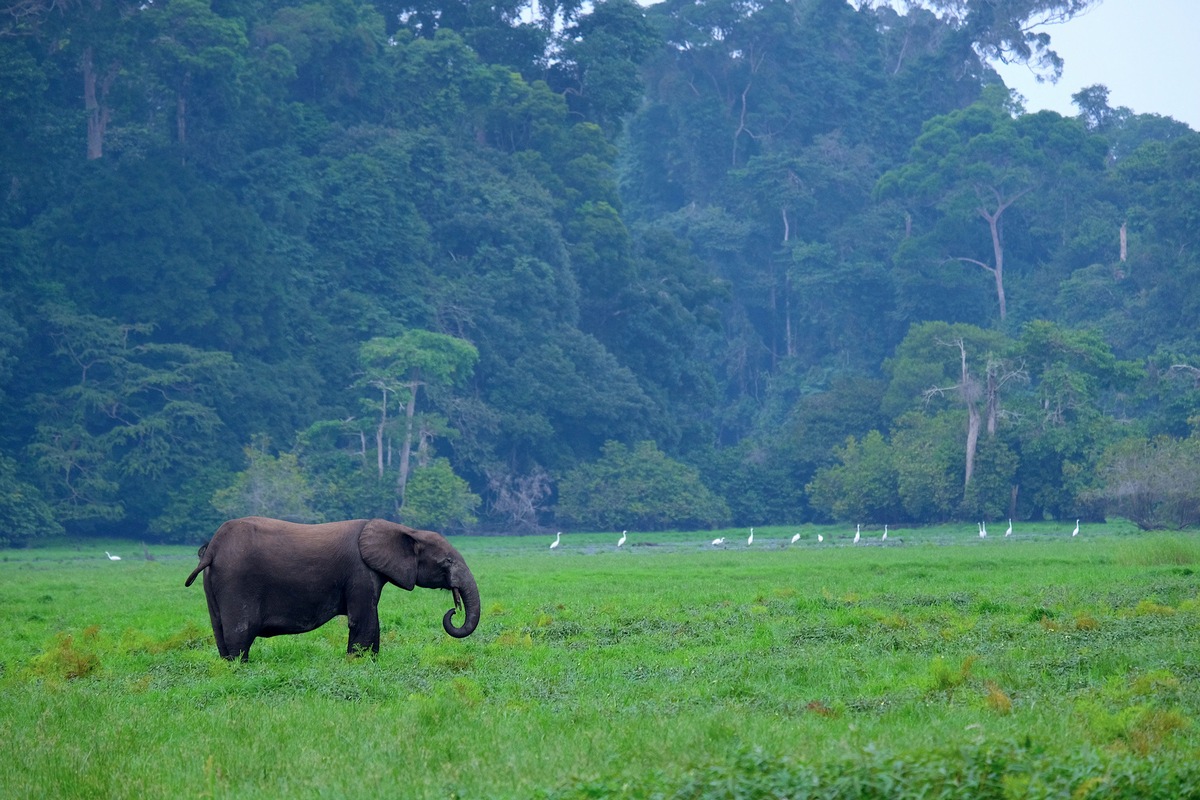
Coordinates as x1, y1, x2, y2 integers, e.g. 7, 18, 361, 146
879, 94, 1104, 321
357, 330, 478, 505
27, 304, 235, 531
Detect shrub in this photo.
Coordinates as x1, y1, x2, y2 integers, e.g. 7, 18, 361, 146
557, 441, 730, 530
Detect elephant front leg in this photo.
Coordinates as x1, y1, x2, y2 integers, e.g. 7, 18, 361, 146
346, 608, 381, 656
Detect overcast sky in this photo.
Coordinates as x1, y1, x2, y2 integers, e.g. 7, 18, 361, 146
992, 0, 1199, 130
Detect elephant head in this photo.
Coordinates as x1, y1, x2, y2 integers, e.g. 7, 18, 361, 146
358, 520, 480, 638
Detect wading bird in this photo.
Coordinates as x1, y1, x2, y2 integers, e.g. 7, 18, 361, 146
817, 533, 824, 543
791, 532, 801, 544
1072, 520, 1080, 537
881, 525, 888, 542
617, 530, 627, 547
550, 532, 561, 549
747, 527, 754, 545
1005, 519, 1013, 537
853, 524, 860, 544
979, 522, 987, 539
711, 537, 726, 546
105, 551, 121, 561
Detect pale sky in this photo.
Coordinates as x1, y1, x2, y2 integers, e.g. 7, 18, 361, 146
992, 0, 1200, 130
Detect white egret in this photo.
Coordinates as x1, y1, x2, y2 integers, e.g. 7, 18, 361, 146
817, 533, 824, 543
617, 530, 627, 547
790, 532, 800, 544
105, 551, 121, 561
1072, 519, 1080, 537
979, 521, 987, 539
711, 537, 726, 546
881, 525, 888, 541
747, 527, 754, 545
550, 532, 561, 549
853, 524, 860, 544
1005, 519, 1012, 537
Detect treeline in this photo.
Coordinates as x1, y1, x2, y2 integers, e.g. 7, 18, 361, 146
1, 0, 1198, 544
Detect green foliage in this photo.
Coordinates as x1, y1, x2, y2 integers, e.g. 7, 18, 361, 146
558, 440, 730, 530
1097, 436, 1200, 530
0, 453, 63, 546
400, 458, 481, 530
892, 412, 967, 521
806, 430, 900, 523
27, 304, 235, 531
0, 0, 1195, 541
211, 437, 319, 522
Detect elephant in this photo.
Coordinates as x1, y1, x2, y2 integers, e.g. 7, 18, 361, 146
184, 516, 480, 661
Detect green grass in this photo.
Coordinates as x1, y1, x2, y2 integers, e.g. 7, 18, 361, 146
2, 523, 1199, 798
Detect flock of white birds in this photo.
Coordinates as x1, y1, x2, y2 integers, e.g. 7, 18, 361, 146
102, 519, 1085, 560
547, 519, 1084, 549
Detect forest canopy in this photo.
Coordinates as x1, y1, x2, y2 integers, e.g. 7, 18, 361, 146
1, 0, 1198, 543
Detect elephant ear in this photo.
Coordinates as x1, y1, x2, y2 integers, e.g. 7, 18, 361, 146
358, 519, 420, 590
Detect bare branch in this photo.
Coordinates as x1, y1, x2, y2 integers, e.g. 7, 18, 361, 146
943, 255, 996, 275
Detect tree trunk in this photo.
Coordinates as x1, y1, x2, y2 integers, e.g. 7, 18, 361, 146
82, 46, 116, 160
958, 339, 980, 487
986, 360, 999, 437
397, 380, 418, 502
983, 207, 1006, 320
375, 386, 387, 478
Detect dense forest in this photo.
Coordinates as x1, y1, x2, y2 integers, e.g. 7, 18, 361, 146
2, 0, 1199, 544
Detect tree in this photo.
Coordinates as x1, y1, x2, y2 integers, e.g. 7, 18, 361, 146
356, 330, 478, 507
879, 95, 1104, 322
879, 95, 1034, 321
1096, 436, 1200, 530
399, 458, 481, 530
1009, 320, 1138, 520
0, 453, 63, 546
806, 430, 900, 524
211, 436, 318, 522
865, 0, 1098, 82
28, 304, 235, 532
888, 412, 961, 521
549, 0, 659, 136
558, 440, 730, 530
886, 322, 1021, 470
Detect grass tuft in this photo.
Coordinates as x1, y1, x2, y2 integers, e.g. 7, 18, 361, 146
927, 654, 977, 694
29, 633, 100, 681
984, 681, 1013, 715
1132, 599, 1176, 616
1115, 535, 1200, 567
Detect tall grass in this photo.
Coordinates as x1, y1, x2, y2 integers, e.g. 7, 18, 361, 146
1, 524, 1198, 798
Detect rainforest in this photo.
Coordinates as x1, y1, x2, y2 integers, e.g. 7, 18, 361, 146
2, 0, 1199, 544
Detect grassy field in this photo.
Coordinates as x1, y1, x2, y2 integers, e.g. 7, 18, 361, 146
1, 522, 1199, 798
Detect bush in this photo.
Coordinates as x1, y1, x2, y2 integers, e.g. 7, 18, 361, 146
806, 430, 901, 523
0, 453, 64, 546
557, 441, 730, 530
1097, 436, 1200, 529
400, 458, 480, 530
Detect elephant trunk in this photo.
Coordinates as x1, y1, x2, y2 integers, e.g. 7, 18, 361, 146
442, 568, 480, 638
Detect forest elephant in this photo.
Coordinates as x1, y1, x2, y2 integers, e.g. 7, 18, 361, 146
184, 516, 480, 661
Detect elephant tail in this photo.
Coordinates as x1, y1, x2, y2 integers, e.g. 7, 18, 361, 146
184, 541, 212, 587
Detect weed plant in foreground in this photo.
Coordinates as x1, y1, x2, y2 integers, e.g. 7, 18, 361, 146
1, 526, 1198, 798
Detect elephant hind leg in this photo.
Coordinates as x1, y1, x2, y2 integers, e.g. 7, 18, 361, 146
203, 573, 255, 661
221, 626, 256, 662
202, 574, 232, 659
